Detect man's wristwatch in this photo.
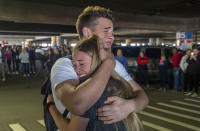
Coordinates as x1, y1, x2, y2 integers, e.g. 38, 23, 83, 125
45, 102, 55, 113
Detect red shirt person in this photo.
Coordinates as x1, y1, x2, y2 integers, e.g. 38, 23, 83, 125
137, 51, 149, 86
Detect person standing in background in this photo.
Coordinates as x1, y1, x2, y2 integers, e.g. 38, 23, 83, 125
186, 48, 200, 97
115, 49, 128, 71
170, 48, 183, 91
11, 45, 18, 74
29, 46, 36, 74
158, 55, 168, 92
19, 48, 29, 77
46, 49, 54, 73
0, 45, 6, 81
5, 47, 12, 74
137, 51, 149, 87
179, 49, 191, 93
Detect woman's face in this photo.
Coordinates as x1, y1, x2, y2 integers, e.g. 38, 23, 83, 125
139, 52, 144, 57
72, 50, 92, 80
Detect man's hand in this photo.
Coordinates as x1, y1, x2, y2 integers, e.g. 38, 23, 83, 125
97, 96, 133, 124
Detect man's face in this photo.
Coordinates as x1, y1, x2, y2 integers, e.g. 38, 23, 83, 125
117, 49, 122, 57
90, 17, 114, 49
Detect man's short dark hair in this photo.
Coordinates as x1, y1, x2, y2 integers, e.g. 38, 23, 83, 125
76, 6, 114, 39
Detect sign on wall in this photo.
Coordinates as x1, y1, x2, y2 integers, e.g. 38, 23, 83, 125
176, 31, 193, 49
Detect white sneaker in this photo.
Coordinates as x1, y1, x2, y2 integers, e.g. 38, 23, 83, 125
16, 72, 19, 75
191, 93, 198, 97
23, 74, 26, 77
163, 88, 166, 92
27, 74, 30, 77
158, 88, 162, 91
185, 92, 192, 96
8, 72, 10, 74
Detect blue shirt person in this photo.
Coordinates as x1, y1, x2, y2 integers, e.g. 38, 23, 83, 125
115, 49, 128, 71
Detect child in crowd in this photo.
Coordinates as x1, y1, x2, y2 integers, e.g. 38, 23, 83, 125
158, 55, 168, 92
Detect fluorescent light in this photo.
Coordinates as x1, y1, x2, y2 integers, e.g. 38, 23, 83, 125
162, 43, 165, 46
71, 43, 77, 47
142, 43, 145, 46
137, 43, 140, 46
130, 43, 136, 46
148, 43, 152, 46
42, 43, 47, 47
121, 43, 127, 46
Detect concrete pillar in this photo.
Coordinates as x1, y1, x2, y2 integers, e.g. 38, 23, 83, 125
25, 41, 30, 47
64, 39, 68, 45
56, 36, 61, 47
51, 36, 56, 47
156, 38, 161, 46
125, 38, 131, 46
149, 38, 154, 45
21, 41, 25, 48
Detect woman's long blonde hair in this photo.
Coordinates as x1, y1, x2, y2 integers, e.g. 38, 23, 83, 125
73, 35, 143, 131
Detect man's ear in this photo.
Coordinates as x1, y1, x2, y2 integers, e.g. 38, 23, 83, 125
82, 27, 92, 38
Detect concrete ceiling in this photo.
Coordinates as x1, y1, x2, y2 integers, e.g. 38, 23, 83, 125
0, 0, 200, 42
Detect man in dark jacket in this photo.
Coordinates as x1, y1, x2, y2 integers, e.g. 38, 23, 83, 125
0, 44, 6, 81
29, 46, 36, 74
11, 45, 19, 74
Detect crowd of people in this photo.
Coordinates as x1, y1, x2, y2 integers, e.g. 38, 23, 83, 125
114, 45, 200, 97
132, 46, 200, 97
170, 47, 200, 97
0, 44, 72, 81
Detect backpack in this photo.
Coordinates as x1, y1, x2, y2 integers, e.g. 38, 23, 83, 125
41, 55, 72, 131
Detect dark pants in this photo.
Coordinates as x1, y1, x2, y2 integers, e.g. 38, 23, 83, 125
160, 70, 167, 89
22, 63, 29, 74
12, 60, 19, 72
47, 62, 53, 73
7, 60, 12, 72
137, 68, 149, 85
12, 60, 16, 72
167, 68, 174, 89
179, 70, 184, 91
189, 73, 199, 93
30, 59, 36, 73
184, 72, 189, 92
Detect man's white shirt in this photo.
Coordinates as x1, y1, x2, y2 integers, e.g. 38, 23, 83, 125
51, 57, 132, 114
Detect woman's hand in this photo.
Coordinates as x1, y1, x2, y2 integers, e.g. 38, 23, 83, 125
47, 94, 54, 103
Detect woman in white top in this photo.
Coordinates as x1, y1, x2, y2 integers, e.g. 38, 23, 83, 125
19, 48, 29, 77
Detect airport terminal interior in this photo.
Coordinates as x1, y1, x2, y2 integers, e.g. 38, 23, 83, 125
0, 0, 200, 131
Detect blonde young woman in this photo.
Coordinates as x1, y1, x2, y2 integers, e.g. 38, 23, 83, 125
19, 48, 29, 77
47, 36, 143, 131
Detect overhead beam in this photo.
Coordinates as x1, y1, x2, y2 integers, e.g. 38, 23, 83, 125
0, 0, 199, 33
